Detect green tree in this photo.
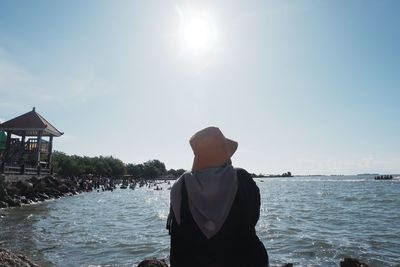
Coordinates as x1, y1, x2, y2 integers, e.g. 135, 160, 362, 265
126, 163, 144, 177
141, 160, 167, 178
52, 151, 184, 179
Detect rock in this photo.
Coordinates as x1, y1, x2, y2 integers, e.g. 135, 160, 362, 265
5, 197, 21, 207
136, 259, 168, 267
5, 185, 20, 197
16, 181, 34, 196
44, 176, 58, 187
340, 258, 370, 267
0, 201, 8, 209
43, 188, 61, 198
58, 184, 70, 194
0, 187, 8, 202
36, 193, 49, 201
19, 196, 31, 205
27, 176, 39, 185
32, 180, 47, 194
0, 248, 40, 267
281, 264, 293, 267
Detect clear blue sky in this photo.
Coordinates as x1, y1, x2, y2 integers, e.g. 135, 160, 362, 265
1, 0, 399, 175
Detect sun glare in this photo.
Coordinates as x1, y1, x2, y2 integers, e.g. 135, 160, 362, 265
183, 18, 211, 49
179, 9, 217, 54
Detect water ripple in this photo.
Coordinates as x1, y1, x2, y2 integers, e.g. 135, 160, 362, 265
1, 177, 399, 266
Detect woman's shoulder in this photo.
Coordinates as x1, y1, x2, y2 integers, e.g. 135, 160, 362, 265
235, 167, 251, 177
235, 167, 252, 179
234, 167, 257, 187
233, 167, 261, 214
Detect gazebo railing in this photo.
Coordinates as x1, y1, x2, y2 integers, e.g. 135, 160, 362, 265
1, 162, 52, 175
7, 138, 49, 154
26, 138, 49, 153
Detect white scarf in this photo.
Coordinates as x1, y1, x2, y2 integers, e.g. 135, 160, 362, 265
170, 164, 238, 239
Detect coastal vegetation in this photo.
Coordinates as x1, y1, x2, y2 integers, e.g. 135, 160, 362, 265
52, 151, 293, 179
52, 151, 186, 179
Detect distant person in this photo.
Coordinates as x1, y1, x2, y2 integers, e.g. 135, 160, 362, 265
167, 127, 269, 267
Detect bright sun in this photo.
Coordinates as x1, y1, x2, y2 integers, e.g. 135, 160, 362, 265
183, 18, 211, 49
179, 10, 217, 54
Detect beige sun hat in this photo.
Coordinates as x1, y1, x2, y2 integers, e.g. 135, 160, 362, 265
190, 126, 238, 172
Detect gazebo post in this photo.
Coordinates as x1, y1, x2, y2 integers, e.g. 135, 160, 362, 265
36, 131, 43, 173
48, 135, 53, 168
20, 133, 26, 151
20, 132, 26, 174
4, 131, 11, 162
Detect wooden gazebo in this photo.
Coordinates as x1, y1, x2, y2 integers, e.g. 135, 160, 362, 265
0, 107, 63, 175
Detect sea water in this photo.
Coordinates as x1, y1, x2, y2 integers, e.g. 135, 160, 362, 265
0, 175, 399, 267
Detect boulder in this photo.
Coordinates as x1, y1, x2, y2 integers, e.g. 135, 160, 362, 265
44, 176, 59, 188
340, 258, 370, 267
137, 259, 168, 267
58, 184, 70, 194
16, 181, 34, 196
35, 193, 49, 202
32, 180, 47, 194
27, 176, 39, 185
44, 188, 62, 198
0, 187, 8, 201
6, 197, 21, 207
5, 185, 20, 197
0, 201, 8, 209
0, 248, 40, 267
19, 196, 31, 205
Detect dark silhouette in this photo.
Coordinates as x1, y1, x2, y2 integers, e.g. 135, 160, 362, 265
167, 127, 269, 267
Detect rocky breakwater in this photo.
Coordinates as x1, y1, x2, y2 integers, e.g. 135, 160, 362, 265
0, 174, 116, 209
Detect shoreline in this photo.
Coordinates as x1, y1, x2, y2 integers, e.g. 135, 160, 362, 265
0, 174, 171, 209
